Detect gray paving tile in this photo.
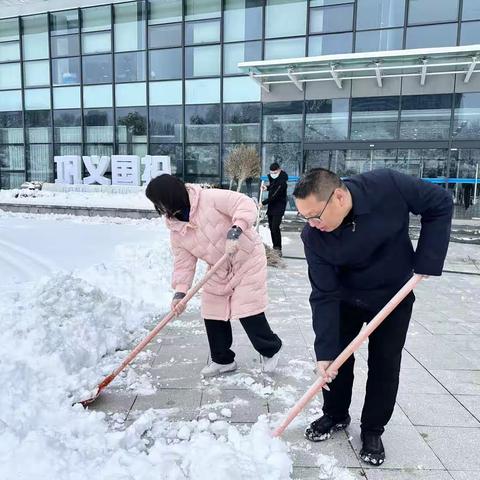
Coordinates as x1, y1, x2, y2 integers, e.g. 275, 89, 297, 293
449, 471, 480, 480
455, 395, 480, 421
348, 423, 444, 470
151, 343, 208, 366
398, 368, 449, 394
150, 362, 205, 389
364, 469, 452, 479
200, 388, 268, 423
86, 391, 137, 419
132, 388, 202, 421
416, 426, 480, 471
430, 370, 480, 395
396, 393, 479, 427
292, 466, 366, 479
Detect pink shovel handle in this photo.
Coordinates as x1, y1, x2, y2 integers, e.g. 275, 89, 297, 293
272, 274, 423, 437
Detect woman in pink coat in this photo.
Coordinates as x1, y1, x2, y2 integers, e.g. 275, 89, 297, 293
146, 174, 282, 377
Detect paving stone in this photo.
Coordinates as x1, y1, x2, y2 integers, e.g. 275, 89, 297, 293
455, 395, 480, 421
364, 469, 453, 479
430, 370, 480, 395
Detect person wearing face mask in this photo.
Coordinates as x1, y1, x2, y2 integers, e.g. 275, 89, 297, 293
261, 162, 288, 256
293, 168, 452, 467
145, 174, 282, 377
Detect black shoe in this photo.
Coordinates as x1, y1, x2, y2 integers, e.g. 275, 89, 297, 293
304, 414, 351, 442
360, 432, 385, 466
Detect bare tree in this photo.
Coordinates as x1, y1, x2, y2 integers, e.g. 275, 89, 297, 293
224, 145, 261, 192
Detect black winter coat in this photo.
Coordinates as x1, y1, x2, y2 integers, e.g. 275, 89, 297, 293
301, 169, 453, 361
262, 170, 288, 215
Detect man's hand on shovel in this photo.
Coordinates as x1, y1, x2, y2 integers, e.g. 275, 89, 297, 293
314, 360, 338, 391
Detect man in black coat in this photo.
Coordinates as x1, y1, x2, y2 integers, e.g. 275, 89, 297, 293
293, 168, 453, 466
262, 162, 288, 255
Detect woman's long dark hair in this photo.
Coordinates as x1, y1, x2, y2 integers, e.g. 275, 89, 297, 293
145, 174, 190, 218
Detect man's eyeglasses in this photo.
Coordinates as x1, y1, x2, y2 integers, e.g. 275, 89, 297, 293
299, 190, 334, 223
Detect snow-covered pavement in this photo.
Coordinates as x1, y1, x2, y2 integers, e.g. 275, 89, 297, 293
1, 210, 479, 479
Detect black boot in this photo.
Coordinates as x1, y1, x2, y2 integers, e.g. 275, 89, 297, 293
304, 414, 351, 442
360, 432, 385, 466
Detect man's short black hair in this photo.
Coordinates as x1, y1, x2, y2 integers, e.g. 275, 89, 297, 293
293, 168, 345, 202
269, 162, 280, 171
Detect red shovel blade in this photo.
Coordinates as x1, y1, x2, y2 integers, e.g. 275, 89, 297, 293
76, 373, 114, 407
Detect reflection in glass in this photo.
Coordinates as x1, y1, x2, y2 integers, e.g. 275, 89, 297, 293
115, 52, 146, 82
52, 57, 80, 85
116, 106, 147, 145
408, 0, 459, 25
0, 145, 25, 170
305, 99, 349, 141
265, 0, 307, 38
22, 15, 49, 60
149, 48, 182, 80
356, 0, 404, 30
397, 149, 448, 179
185, 0, 221, 21
185, 20, 220, 44
185, 144, 219, 176
54, 109, 82, 143
185, 104, 220, 143
50, 10, 79, 35
81, 5, 111, 32
262, 143, 301, 176
24, 61, 50, 87
84, 108, 114, 143
114, 2, 146, 52
460, 22, 480, 45
350, 97, 399, 140
309, 4, 354, 34
224, 41, 262, 74
185, 45, 220, 77
149, 0, 182, 24
265, 38, 305, 60
224, 0, 263, 42
150, 106, 183, 143
82, 54, 112, 84
406, 23, 457, 49
462, 0, 480, 20
82, 32, 111, 54
25, 110, 51, 143
355, 29, 403, 53
223, 103, 261, 143
0, 111, 23, 144
149, 23, 182, 48
150, 143, 182, 175
51, 35, 79, 57
308, 33, 352, 56
453, 93, 480, 139
263, 102, 303, 142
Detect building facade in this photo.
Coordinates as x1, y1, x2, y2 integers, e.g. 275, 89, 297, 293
0, 0, 479, 214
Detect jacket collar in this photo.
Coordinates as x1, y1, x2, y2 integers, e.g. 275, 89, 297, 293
165, 184, 202, 234
344, 178, 371, 216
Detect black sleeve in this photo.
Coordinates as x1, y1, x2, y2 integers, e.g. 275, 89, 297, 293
389, 170, 453, 276
262, 180, 287, 206
303, 234, 341, 361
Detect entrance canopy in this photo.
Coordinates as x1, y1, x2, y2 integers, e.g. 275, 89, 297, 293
238, 45, 480, 92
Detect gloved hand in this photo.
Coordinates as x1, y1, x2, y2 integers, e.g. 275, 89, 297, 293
171, 291, 186, 317
225, 225, 242, 255
314, 360, 338, 391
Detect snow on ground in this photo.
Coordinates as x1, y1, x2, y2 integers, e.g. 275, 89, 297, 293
0, 210, 350, 479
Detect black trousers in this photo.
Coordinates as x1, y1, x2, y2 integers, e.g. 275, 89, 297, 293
204, 312, 282, 364
267, 214, 283, 251
322, 292, 415, 435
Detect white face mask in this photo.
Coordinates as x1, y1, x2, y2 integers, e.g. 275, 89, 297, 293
270, 172, 280, 179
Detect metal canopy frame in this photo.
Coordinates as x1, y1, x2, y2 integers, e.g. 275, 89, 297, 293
238, 45, 480, 91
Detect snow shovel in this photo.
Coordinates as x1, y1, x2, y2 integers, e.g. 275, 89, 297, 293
272, 274, 423, 437
79, 253, 230, 407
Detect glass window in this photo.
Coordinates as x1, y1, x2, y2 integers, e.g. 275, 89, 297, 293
224, 41, 262, 74
82, 5, 111, 32
400, 94, 452, 140
265, 37, 305, 60
408, 0, 459, 25
55, 144, 82, 156
185, 45, 220, 77
185, 104, 220, 142
0, 111, 23, 144
223, 103, 261, 143
85, 144, 114, 156
83, 85, 113, 108
149, 106, 183, 143
114, 2, 146, 52
116, 107, 147, 143
0, 18, 19, 42
54, 109, 82, 143
115, 83, 147, 107
406, 24, 457, 49
149, 143, 182, 175
185, 20, 220, 44
25, 89, 51, 110
0, 63, 21, 90
185, 0, 221, 21
149, 48, 182, 80
0, 146, 25, 171
262, 142, 301, 176
222, 144, 261, 190
118, 143, 147, 156
397, 148, 447, 179
83, 54, 112, 84
310, 5, 353, 34
356, 0, 405, 30
84, 108, 114, 143
453, 93, 480, 140
351, 96, 399, 140
0, 90, 22, 111
149, 0, 182, 24
82, 32, 111, 54
22, 15, 49, 60
265, 0, 307, 38
185, 78, 220, 104
50, 10, 79, 35
305, 99, 349, 141
460, 22, 480, 45
148, 23, 182, 48
28, 144, 54, 181
115, 52, 146, 82
51, 34, 80, 57
355, 29, 403, 52
309, 33, 352, 55
185, 144, 219, 176
263, 102, 303, 142
150, 80, 183, 105
311, 0, 353, 5
53, 86, 81, 109
224, 0, 263, 42
52, 57, 80, 85
304, 149, 348, 173
223, 77, 261, 103
462, 0, 480, 20
0, 42, 20, 62
25, 110, 51, 143
24, 61, 50, 87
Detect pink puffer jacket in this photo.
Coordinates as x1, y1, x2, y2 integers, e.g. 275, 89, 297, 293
165, 184, 268, 321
